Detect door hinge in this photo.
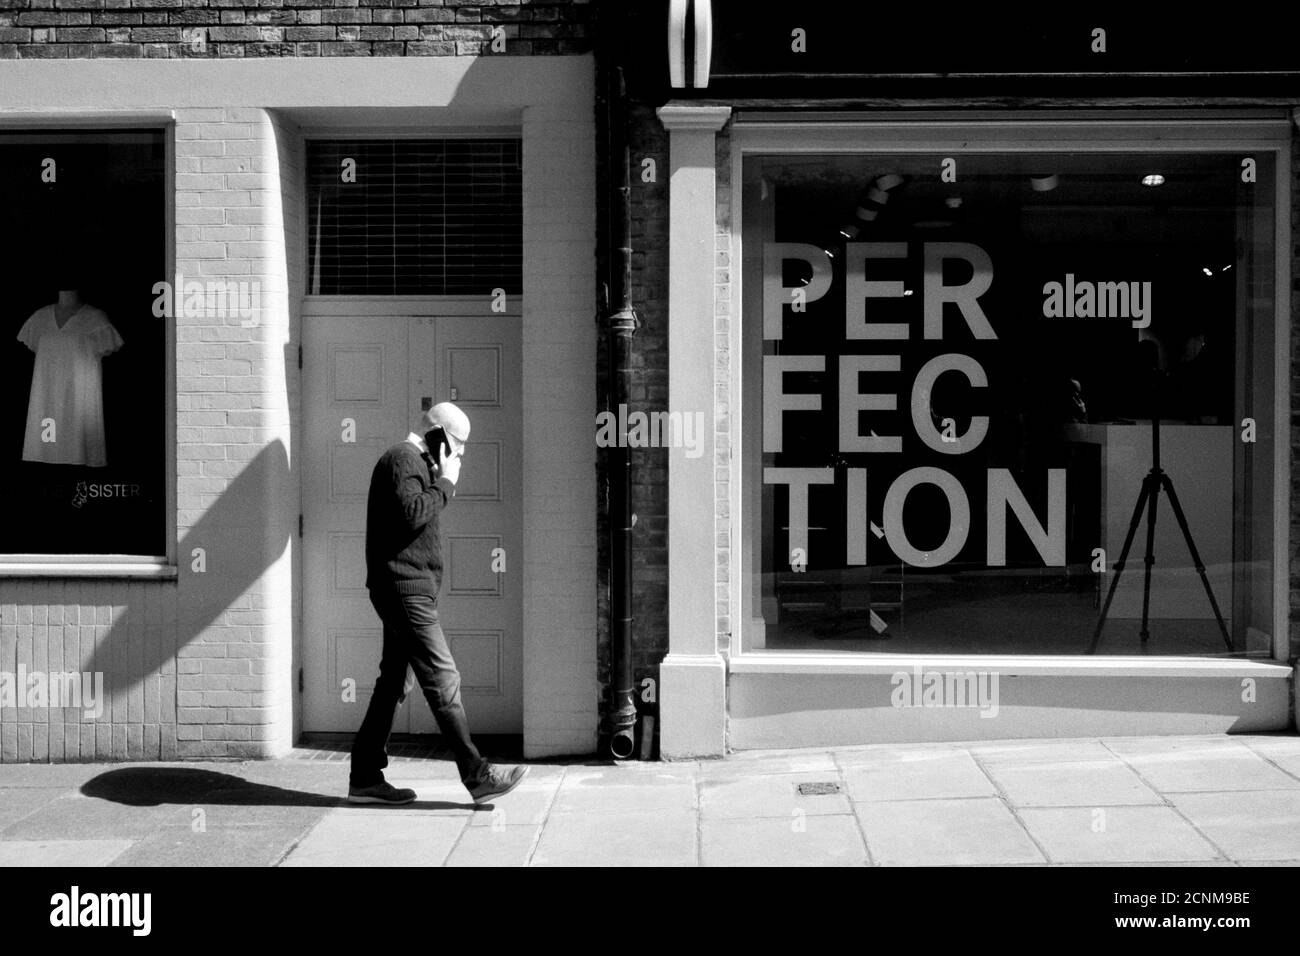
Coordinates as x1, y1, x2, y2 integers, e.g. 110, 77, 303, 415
298, 513, 303, 537
298, 344, 303, 370
298, 667, 304, 693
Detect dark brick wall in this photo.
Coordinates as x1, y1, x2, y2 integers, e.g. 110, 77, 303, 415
0, 0, 592, 59
593, 51, 671, 749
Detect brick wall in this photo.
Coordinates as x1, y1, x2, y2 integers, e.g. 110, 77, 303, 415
592, 97, 670, 745
1, 582, 179, 761
172, 107, 296, 757
0, 0, 593, 60
520, 95, 600, 757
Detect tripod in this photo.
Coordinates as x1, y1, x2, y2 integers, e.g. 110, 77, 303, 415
1087, 403, 1232, 654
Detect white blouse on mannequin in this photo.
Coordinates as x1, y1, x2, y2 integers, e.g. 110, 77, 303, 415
18, 303, 123, 468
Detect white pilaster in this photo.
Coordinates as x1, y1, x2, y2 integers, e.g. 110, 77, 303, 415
657, 103, 730, 758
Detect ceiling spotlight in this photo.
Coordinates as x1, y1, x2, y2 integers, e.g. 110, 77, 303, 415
1029, 174, 1059, 192
1202, 267, 1213, 277
839, 224, 861, 239
1141, 174, 1165, 187
1221, 264, 1233, 272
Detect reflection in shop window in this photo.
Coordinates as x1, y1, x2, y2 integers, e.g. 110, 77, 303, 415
0, 130, 168, 558
743, 151, 1276, 656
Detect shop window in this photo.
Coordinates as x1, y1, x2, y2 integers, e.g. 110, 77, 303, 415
306, 138, 522, 296
743, 148, 1278, 656
0, 129, 169, 558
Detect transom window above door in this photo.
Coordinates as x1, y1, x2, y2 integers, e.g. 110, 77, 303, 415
307, 137, 522, 296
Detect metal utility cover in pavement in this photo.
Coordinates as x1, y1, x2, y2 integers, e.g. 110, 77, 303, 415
795, 782, 842, 796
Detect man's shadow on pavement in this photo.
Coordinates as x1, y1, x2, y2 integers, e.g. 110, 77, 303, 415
81, 767, 479, 811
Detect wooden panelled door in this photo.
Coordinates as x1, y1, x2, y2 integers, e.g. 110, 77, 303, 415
303, 313, 523, 735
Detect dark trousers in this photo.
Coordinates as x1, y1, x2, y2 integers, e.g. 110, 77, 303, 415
349, 590, 483, 787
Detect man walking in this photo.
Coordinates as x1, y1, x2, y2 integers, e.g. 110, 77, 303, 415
349, 401, 528, 805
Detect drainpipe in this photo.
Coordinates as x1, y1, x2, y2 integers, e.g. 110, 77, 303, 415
605, 41, 639, 760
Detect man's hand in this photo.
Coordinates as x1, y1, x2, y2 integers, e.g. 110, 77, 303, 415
437, 440, 462, 486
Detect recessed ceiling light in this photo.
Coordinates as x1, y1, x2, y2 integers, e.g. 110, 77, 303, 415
1142, 174, 1165, 187
1202, 267, 1213, 277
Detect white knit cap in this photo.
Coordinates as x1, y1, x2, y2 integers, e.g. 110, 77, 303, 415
419, 401, 471, 443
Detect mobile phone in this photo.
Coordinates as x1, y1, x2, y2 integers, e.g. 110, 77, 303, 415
426, 426, 453, 461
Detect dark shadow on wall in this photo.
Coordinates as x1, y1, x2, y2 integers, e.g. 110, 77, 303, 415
103, 422, 293, 695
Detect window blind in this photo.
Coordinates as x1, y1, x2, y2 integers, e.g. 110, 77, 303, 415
307, 138, 522, 296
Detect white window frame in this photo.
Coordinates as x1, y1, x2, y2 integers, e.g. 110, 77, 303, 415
0, 113, 178, 579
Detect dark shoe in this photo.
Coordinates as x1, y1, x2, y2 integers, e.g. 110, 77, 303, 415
347, 781, 417, 805
465, 763, 529, 804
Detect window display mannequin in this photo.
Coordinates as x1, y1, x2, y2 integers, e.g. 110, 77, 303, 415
17, 286, 123, 468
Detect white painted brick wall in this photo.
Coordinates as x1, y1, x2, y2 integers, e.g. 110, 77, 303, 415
172, 107, 295, 759
269, 109, 306, 748
521, 100, 599, 758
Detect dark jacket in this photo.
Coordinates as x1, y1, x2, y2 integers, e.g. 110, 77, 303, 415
364, 440, 457, 596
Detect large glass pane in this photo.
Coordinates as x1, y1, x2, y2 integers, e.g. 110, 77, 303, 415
0, 129, 168, 557
743, 150, 1276, 656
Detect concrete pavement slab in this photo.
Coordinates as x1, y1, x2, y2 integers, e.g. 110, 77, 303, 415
552, 767, 697, 814
166, 800, 337, 829
702, 814, 869, 866
0, 839, 133, 867
109, 824, 309, 867
978, 756, 1161, 807
4, 734, 1300, 867
1166, 790, 1300, 862
531, 808, 696, 866
1017, 806, 1221, 863
1104, 738, 1300, 792
445, 825, 542, 866
0, 764, 109, 788
856, 797, 1046, 865
701, 773, 853, 819
971, 740, 1122, 765
0, 788, 65, 833
697, 750, 838, 778
842, 749, 997, 802
2, 792, 192, 841
1238, 860, 1300, 866
466, 782, 560, 827
1063, 861, 1238, 867
1240, 735, 1300, 780
280, 807, 467, 867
